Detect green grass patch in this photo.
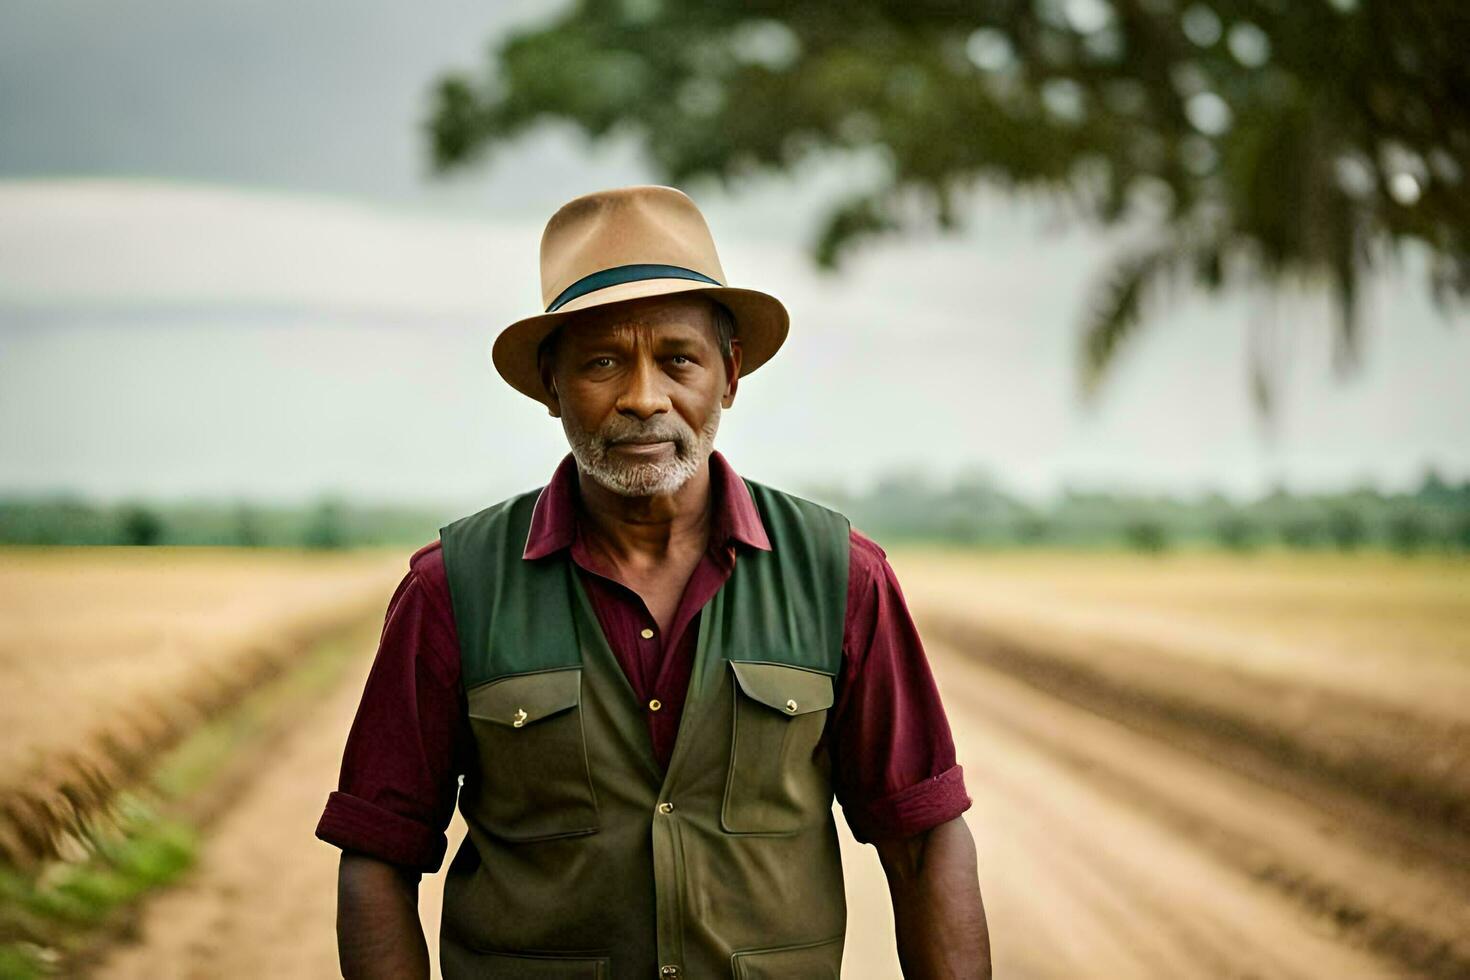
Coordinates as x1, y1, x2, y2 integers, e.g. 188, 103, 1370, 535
0, 798, 198, 977
0, 623, 371, 976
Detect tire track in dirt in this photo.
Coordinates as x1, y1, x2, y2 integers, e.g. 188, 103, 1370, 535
926, 639, 1456, 979
89, 641, 377, 980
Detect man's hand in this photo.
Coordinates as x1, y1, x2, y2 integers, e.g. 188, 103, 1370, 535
874, 815, 991, 979
336, 852, 431, 980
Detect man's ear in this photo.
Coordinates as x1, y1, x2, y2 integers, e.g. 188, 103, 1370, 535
539, 358, 561, 418
721, 337, 743, 409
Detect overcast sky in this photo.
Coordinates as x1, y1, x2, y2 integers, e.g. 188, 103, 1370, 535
2, 0, 1466, 507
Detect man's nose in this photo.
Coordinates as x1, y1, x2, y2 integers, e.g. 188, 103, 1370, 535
615, 354, 670, 420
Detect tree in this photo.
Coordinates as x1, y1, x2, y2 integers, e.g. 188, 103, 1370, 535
1325, 505, 1367, 550
426, 0, 1468, 413
117, 504, 164, 547
1122, 518, 1169, 553
1279, 513, 1323, 548
302, 498, 349, 551
1455, 513, 1470, 552
1386, 509, 1429, 554
1214, 511, 1258, 551
233, 502, 266, 548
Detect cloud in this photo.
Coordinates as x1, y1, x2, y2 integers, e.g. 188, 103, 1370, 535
1, 177, 1465, 503
0, 178, 542, 320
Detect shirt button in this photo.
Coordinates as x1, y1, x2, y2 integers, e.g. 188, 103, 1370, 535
648, 698, 662, 712
640, 627, 655, 639
657, 801, 674, 814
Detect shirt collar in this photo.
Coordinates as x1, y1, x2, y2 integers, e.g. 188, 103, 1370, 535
522, 448, 772, 560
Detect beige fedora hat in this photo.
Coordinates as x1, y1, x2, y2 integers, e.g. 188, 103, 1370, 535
492, 185, 789, 407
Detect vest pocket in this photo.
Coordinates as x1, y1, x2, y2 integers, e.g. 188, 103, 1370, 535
731, 934, 844, 978
722, 660, 836, 834
465, 667, 599, 841
441, 944, 610, 979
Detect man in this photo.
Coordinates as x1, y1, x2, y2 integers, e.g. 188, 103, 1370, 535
316, 185, 990, 978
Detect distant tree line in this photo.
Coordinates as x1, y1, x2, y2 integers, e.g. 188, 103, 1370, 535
0, 496, 451, 550
3, 469, 1467, 555
804, 467, 1470, 555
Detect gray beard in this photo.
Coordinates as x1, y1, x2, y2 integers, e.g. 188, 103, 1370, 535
561, 402, 721, 498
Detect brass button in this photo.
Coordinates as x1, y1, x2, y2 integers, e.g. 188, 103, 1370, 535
640, 627, 655, 639
512, 708, 528, 728
657, 802, 674, 814
785, 699, 798, 713
660, 967, 680, 979
648, 698, 662, 712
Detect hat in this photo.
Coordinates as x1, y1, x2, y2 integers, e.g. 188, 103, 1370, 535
492, 185, 790, 407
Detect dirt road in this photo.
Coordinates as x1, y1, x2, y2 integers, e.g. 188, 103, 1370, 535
93, 636, 1414, 978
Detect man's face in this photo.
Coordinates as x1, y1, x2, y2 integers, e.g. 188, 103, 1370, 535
541, 293, 742, 498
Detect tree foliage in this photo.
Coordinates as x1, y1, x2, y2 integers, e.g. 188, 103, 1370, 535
425, 0, 1469, 406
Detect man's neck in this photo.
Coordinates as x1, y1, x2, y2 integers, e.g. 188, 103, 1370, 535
574, 456, 714, 565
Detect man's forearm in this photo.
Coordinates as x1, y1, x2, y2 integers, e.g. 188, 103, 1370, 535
876, 815, 991, 979
337, 852, 430, 980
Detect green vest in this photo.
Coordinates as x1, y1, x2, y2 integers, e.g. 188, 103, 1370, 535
437, 477, 851, 980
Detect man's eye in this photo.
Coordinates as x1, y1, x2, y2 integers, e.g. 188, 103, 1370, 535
589, 357, 614, 368
670, 354, 690, 365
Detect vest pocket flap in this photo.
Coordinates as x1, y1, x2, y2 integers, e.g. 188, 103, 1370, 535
730, 661, 835, 717
467, 668, 582, 727
732, 935, 844, 978
442, 945, 609, 978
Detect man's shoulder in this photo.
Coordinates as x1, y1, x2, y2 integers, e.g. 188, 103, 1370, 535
406, 539, 451, 609
408, 538, 446, 576
847, 524, 887, 563
741, 477, 842, 516
740, 479, 855, 545
739, 477, 889, 590
846, 525, 890, 593
440, 486, 545, 537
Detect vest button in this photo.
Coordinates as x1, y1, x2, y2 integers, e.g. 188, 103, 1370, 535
640, 627, 655, 639
657, 802, 674, 814
648, 698, 662, 712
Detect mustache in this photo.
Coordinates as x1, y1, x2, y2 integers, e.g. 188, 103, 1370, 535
598, 417, 693, 448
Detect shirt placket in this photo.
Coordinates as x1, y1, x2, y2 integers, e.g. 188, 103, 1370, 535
569, 534, 739, 770
639, 612, 665, 718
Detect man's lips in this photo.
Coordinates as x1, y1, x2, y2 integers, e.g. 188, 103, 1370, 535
611, 439, 675, 456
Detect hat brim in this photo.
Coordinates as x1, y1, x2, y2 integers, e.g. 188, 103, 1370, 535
492, 277, 789, 407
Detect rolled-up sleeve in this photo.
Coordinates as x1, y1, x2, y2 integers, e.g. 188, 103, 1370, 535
829, 529, 972, 843
315, 543, 466, 873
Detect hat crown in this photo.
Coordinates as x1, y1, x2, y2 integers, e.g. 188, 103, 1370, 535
539, 185, 728, 311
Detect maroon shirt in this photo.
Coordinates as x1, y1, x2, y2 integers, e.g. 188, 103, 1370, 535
316, 450, 969, 872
